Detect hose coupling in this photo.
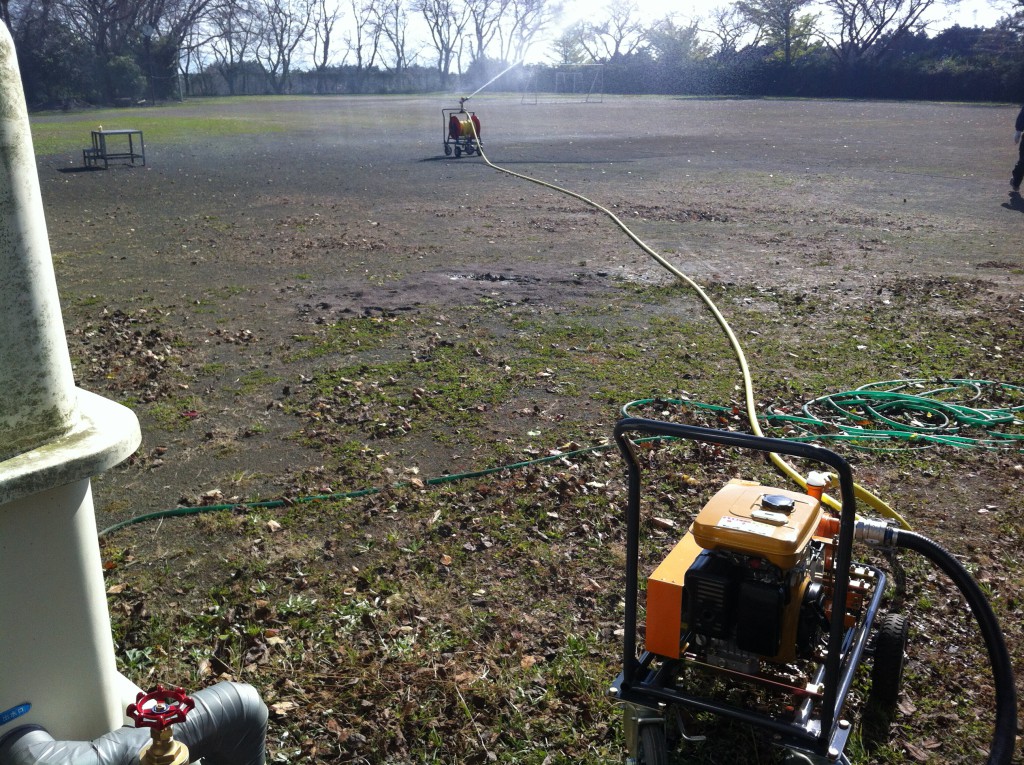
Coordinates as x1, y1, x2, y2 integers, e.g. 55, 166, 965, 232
854, 518, 897, 547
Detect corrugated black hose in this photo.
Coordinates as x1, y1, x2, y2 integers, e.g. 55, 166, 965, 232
891, 529, 1017, 765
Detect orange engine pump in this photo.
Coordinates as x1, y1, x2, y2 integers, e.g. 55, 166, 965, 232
448, 113, 481, 140
646, 479, 869, 672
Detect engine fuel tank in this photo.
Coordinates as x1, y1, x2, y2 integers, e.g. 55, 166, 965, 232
691, 479, 822, 570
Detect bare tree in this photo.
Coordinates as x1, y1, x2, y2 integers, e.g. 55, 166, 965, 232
375, 0, 413, 72
208, 0, 260, 94
571, 2, 647, 62
8, 0, 58, 42
466, 0, 509, 64
415, 0, 470, 86
820, 0, 942, 64
497, 0, 559, 62
57, 0, 133, 61
31, 0, 220, 100
178, 13, 220, 95
311, 0, 342, 92
147, 0, 225, 55
253, 0, 314, 93
55, 0, 219, 61
9, 0, 94, 102
345, 0, 382, 70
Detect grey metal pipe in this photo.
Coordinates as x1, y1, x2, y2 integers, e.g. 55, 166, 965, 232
0, 682, 268, 765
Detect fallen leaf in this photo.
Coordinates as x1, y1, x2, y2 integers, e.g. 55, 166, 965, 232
270, 701, 297, 716
903, 741, 930, 762
897, 699, 917, 715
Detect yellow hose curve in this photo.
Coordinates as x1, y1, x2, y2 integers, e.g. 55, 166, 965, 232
464, 117, 911, 529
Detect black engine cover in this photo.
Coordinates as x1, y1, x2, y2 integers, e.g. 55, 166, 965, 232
734, 579, 785, 656
684, 551, 737, 639
685, 550, 786, 657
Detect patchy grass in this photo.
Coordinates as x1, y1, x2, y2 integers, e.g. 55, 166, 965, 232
30, 113, 290, 156
97, 276, 1024, 765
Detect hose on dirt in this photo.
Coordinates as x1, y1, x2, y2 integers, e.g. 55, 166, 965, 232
882, 527, 1018, 765
97, 440, 622, 538
463, 116, 910, 528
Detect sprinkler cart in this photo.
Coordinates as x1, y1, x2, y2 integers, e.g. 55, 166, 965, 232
609, 418, 1016, 765
443, 97, 481, 158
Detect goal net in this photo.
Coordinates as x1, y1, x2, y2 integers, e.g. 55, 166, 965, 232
521, 64, 604, 104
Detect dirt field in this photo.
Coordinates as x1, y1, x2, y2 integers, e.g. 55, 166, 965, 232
31, 95, 1024, 763
35, 95, 1024, 510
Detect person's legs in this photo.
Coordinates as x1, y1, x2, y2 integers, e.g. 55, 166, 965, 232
1012, 141, 1024, 191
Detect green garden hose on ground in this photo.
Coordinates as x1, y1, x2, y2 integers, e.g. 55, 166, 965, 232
625, 378, 1024, 450
98, 442, 615, 537
100, 378, 1024, 538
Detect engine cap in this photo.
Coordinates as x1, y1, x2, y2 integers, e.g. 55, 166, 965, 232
761, 493, 796, 513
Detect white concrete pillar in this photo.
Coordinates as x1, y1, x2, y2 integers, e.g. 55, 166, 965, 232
0, 26, 78, 462
0, 24, 143, 741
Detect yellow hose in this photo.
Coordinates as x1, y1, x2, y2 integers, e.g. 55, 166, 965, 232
463, 116, 911, 529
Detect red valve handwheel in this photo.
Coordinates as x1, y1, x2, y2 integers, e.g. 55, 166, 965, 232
127, 685, 195, 730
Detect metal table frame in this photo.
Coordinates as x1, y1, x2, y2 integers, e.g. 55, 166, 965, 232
83, 129, 145, 169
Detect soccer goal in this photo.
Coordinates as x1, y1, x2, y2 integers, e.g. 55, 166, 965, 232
521, 64, 604, 104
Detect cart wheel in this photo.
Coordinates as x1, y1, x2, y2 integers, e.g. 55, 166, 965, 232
862, 613, 909, 750
444, 143, 452, 156
870, 613, 909, 713
454, 145, 462, 158
637, 724, 669, 765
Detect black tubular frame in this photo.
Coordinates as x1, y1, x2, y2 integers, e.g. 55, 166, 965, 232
442, 106, 478, 153
611, 417, 883, 758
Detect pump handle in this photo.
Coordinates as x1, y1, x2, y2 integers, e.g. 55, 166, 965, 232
127, 685, 195, 730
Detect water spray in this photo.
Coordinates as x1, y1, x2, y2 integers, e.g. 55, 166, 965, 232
463, 60, 523, 102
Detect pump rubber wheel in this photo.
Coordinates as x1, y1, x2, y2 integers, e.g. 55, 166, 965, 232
637, 724, 669, 765
869, 612, 909, 712
862, 612, 909, 750
454, 145, 462, 158
444, 144, 452, 156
